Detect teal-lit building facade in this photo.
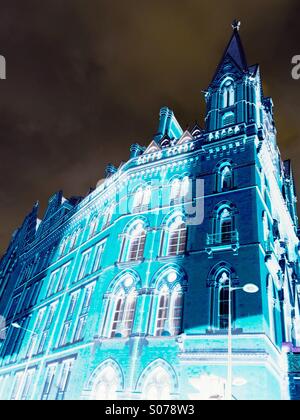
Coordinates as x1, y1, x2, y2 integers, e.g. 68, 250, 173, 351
0, 22, 300, 400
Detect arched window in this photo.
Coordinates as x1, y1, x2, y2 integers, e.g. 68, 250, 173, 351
59, 238, 68, 256
170, 177, 190, 204
220, 209, 232, 243
170, 179, 181, 202
142, 366, 172, 400
121, 221, 147, 262
214, 207, 234, 244
221, 79, 235, 108
102, 205, 114, 230
109, 279, 137, 338
180, 176, 190, 198
209, 269, 235, 330
161, 215, 187, 257
132, 186, 151, 212
169, 286, 184, 336
222, 112, 235, 127
93, 365, 121, 400
218, 272, 230, 329
89, 216, 99, 238
69, 229, 81, 251
220, 165, 233, 191
153, 272, 184, 337
110, 292, 137, 338
155, 287, 169, 336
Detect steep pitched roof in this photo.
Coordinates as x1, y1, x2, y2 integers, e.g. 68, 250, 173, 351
211, 21, 249, 84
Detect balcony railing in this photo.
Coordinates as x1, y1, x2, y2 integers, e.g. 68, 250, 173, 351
206, 230, 239, 246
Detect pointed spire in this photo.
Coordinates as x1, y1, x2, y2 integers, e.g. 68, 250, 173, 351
224, 19, 248, 71
211, 20, 248, 84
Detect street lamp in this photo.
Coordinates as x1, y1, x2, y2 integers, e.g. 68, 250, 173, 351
220, 278, 259, 401
11, 323, 38, 336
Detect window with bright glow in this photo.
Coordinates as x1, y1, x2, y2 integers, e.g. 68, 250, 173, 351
155, 289, 169, 336
222, 111, 235, 127
55, 359, 74, 400
92, 241, 105, 272
221, 79, 235, 108
170, 177, 190, 204
89, 216, 98, 238
110, 292, 137, 338
162, 215, 187, 257
132, 186, 152, 212
78, 250, 91, 280
93, 365, 121, 400
102, 205, 114, 230
142, 366, 172, 400
154, 280, 184, 337
41, 364, 57, 400
121, 222, 147, 262
219, 165, 233, 191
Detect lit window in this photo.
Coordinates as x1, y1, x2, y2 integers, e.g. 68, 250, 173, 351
82, 285, 94, 312
37, 302, 58, 354
209, 269, 235, 330
143, 367, 172, 400
219, 208, 233, 243
155, 285, 184, 337
55, 359, 74, 400
170, 289, 184, 336
163, 216, 187, 257
263, 211, 269, 242
70, 230, 80, 251
121, 222, 147, 262
221, 79, 235, 108
92, 241, 105, 272
78, 251, 91, 280
110, 289, 137, 338
10, 371, 24, 400
59, 238, 67, 256
41, 364, 57, 400
89, 216, 99, 238
56, 265, 69, 292
73, 315, 87, 342
93, 366, 120, 400
155, 289, 169, 336
58, 321, 71, 347
20, 368, 35, 400
222, 112, 235, 127
132, 186, 152, 212
122, 293, 137, 337
47, 271, 58, 297
66, 292, 79, 319
170, 179, 181, 201
102, 205, 114, 230
111, 296, 124, 337
220, 165, 233, 191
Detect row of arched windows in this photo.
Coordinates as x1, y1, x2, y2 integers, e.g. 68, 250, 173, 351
88, 359, 178, 400
101, 269, 185, 338
131, 176, 191, 212
120, 214, 187, 263
55, 165, 235, 261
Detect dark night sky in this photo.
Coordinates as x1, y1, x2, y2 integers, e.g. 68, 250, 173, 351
0, 0, 300, 255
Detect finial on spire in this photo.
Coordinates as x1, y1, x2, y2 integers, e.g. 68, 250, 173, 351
232, 19, 241, 31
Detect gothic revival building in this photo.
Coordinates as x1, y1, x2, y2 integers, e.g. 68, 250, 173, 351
0, 22, 300, 400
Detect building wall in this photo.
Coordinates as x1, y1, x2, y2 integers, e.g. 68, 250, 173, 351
0, 24, 299, 400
